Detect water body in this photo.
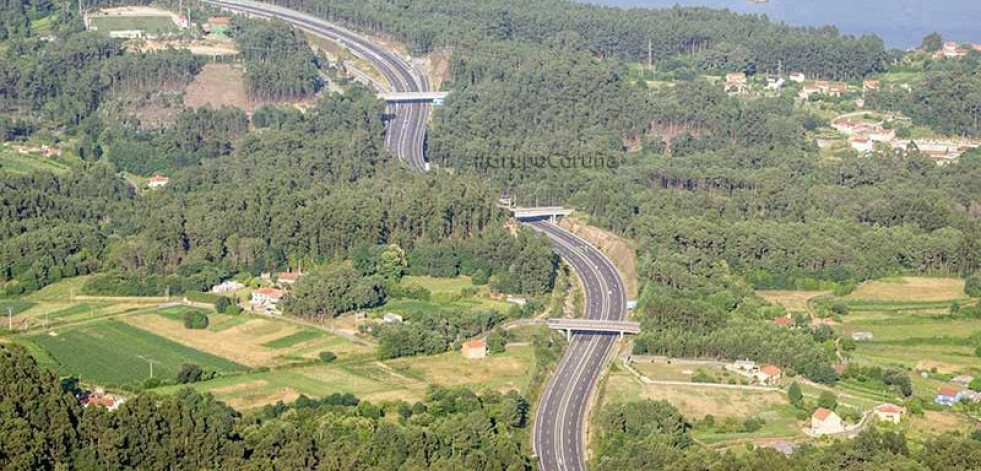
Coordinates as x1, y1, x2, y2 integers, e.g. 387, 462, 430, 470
580, 0, 981, 49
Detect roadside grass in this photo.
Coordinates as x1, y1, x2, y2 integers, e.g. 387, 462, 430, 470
24, 319, 246, 386
46, 303, 111, 320
156, 305, 211, 321
261, 329, 324, 348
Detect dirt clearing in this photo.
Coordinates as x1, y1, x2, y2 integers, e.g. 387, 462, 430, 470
560, 216, 639, 299
184, 64, 252, 112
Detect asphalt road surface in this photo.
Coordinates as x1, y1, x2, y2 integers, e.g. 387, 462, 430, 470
528, 220, 627, 471
198, 4, 627, 469
203, 0, 430, 170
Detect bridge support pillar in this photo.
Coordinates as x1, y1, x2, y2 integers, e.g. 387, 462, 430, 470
566, 329, 572, 342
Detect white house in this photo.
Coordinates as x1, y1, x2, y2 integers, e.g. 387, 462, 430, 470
874, 404, 906, 424
755, 364, 783, 385
383, 312, 404, 323
148, 174, 170, 189
851, 331, 874, 341
251, 287, 284, 314
788, 72, 806, 83
850, 136, 874, 154
810, 407, 845, 435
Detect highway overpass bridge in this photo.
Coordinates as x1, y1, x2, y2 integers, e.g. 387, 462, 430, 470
379, 91, 449, 104
497, 200, 574, 221
546, 318, 640, 341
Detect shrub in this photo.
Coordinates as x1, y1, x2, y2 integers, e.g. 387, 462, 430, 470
223, 303, 242, 315
319, 351, 337, 363
471, 269, 489, 286
177, 363, 203, 384
966, 274, 981, 298
183, 311, 209, 329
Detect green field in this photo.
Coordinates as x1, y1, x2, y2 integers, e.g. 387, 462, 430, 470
25, 276, 91, 302
0, 299, 36, 316
25, 319, 246, 386
0, 149, 72, 175
89, 16, 178, 36
45, 303, 110, 320
261, 329, 324, 348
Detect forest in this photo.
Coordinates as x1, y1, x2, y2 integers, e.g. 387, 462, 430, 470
0, 344, 535, 470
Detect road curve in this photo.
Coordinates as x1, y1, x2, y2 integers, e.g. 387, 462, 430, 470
528, 220, 626, 471
202, 0, 430, 170
199, 3, 627, 469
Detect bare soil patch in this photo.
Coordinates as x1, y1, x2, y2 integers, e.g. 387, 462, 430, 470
226, 388, 298, 410
846, 277, 965, 302
560, 216, 639, 299
138, 38, 240, 56
184, 64, 252, 112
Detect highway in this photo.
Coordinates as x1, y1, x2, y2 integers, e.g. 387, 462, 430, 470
199, 3, 628, 469
528, 220, 627, 471
203, 0, 430, 170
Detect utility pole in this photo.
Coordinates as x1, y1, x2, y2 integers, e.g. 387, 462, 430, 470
7, 307, 11, 331
647, 38, 652, 71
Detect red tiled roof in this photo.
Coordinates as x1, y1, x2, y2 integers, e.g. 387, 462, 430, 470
255, 287, 284, 298
149, 174, 169, 183
812, 407, 833, 421
772, 317, 794, 327
277, 272, 300, 281
209, 16, 231, 25
876, 404, 905, 414
938, 386, 959, 397
463, 338, 486, 349
761, 364, 781, 376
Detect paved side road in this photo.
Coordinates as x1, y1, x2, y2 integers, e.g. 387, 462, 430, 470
529, 220, 627, 471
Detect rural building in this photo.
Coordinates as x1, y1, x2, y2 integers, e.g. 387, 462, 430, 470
277, 271, 301, 286
764, 441, 798, 455
849, 136, 874, 154
935, 386, 962, 407
799, 80, 848, 99
863, 79, 880, 92
626, 300, 638, 311
952, 374, 974, 386
383, 312, 403, 323
941, 41, 968, 58
251, 287, 284, 314
766, 76, 785, 90
873, 404, 906, 424
461, 338, 487, 359
211, 280, 245, 294
771, 316, 794, 327
78, 389, 125, 411
851, 331, 874, 341
833, 363, 847, 375
756, 364, 782, 385
506, 296, 527, 306
148, 174, 169, 189
810, 407, 845, 435
788, 72, 805, 83
724, 72, 748, 94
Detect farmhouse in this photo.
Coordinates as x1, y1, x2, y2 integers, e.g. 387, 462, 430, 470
251, 287, 284, 314
863, 79, 880, 92
461, 338, 487, 359
873, 404, 906, 424
755, 364, 782, 385
935, 385, 962, 407
277, 271, 301, 287
799, 80, 847, 99
941, 41, 968, 59
148, 174, 169, 189
730, 359, 757, 372
211, 280, 245, 294
78, 389, 126, 411
788, 72, 805, 83
724, 72, 748, 94
383, 312, 404, 324
809, 407, 845, 435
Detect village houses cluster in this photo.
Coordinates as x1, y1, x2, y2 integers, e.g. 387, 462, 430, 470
247, 270, 301, 315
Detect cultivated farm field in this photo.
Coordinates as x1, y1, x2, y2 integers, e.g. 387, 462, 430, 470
24, 319, 246, 386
